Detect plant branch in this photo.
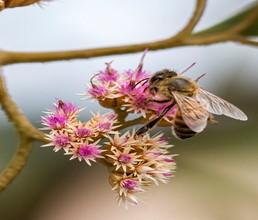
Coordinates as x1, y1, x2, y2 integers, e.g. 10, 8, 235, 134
233, 36, 258, 46
173, 0, 206, 39
0, 73, 47, 191
0, 1, 257, 66
0, 135, 32, 191
119, 117, 145, 130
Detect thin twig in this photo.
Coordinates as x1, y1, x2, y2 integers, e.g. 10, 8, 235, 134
173, 0, 206, 39
233, 36, 258, 46
0, 135, 32, 191
119, 117, 145, 130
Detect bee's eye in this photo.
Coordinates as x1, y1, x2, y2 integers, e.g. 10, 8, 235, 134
150, 76, 163, 84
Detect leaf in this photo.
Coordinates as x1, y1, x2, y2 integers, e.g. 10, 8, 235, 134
193, 3, 258, 37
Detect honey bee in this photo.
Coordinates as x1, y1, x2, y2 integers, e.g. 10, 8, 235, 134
136, 66, 248, 139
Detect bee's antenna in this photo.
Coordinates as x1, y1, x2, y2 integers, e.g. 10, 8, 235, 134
90, 73, 100, 87
181, 62, 196, 75
132, 78, 149, 89
195, 73, 207, 82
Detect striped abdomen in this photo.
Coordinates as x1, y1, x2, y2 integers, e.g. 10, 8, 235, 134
172, 110, 196, 139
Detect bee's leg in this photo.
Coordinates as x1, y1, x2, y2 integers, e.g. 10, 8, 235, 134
148, 99, 171, 103
136, 102, 176, 136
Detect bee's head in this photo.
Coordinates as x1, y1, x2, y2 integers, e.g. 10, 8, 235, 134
149, 69, 177, 95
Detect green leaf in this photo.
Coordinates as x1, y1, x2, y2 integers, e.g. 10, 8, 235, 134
193, 3, 258, 37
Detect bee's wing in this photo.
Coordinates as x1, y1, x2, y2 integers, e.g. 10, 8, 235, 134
172, 91, 209, 133
197, 88, 248, 121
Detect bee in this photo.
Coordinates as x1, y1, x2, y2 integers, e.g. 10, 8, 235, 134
136, 65, 248, 139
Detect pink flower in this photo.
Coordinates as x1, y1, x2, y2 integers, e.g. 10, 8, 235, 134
89, 112, 119, 135
123, 91, 151, 116
41, 101, 120, 166
123, 49, 150, 83
68, 142, 104, 166
98, 122, 112, 132
121, 178, 139, 191
118, 154, 133, 164
98, 62, 119, 83
88, 85, 107, 98
109, 173, 144, 206
42, 114, 67, 130
56, 100, 79, 116
78, 144, 100, 157
42, 131, 72, 152
106, 131, 176, 205
53, 134, 70, 147
75, 127, 93, 138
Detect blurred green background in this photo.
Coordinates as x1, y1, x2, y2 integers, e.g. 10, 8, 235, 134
0, 0, 257, 220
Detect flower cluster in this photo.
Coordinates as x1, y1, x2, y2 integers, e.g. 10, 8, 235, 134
41, 52, 178, 206
41, 100, 176, 206
106, 131, 176, 206
87, 51, 177, 121
41, 100, 119, 165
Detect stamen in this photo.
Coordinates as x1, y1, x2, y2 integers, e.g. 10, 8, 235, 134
135, 48, 148, 73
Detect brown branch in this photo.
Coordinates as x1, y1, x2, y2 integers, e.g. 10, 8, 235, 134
233, 36, 258, 46
0, 1, 257, 66
119, 117, 145, 130
0, 34, 244, 66
0, 0, 208, 65
173, 0, 206, 39
0, 73, 47, 191
0, 135, 32, 191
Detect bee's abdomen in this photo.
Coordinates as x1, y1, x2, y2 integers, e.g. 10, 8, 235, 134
172, 111, 196, 139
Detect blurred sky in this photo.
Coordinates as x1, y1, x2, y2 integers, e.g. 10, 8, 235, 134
0, 1, 257, 220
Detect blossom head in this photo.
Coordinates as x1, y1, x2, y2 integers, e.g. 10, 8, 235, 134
105, 131, 176, 205
53, 133, 70, 147
118, 154, 133, 164
86, 51, 177, 122
71, 142, 104, 165
55, 100, 79, 116
42, 114, 67, 130
88, 85, 108, 99
75, 127, 93, 138
109, 173, 143, 206
121, 178, 139, 190
41, 100, 120, 167
43, 131, 72, 153
89, 112, 119, 135
98, 62, 119, 82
